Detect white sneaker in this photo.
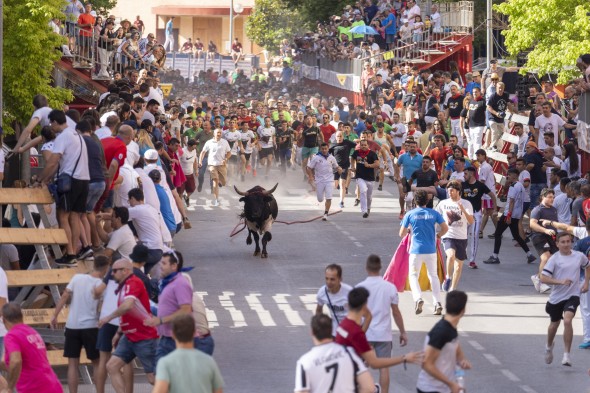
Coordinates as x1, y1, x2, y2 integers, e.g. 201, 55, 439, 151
322, 213, 328, 221
562, 353, 572, 366
540, 283, 551, 294
531, 274, 541, 292
545, 343, 554, 364
212, 199, 220, 207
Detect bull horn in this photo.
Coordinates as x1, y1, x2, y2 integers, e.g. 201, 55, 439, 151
234, 185, 248, 196
263, 183, 278, 195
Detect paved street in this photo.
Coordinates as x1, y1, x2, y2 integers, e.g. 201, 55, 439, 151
173, 165, 590, 393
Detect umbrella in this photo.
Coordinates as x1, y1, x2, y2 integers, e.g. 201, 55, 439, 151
349, 25, 379, 35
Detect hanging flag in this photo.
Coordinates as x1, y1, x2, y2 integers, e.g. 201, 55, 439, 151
383, 50, 395, 61
160, 83, 173, 98
336, 74, 347, 86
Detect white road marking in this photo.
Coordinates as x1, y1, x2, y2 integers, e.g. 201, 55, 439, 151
299, 294, 317, 314
245, 293, 276, 326
520, 385, 538, 393
196, 291, 219, 328
219, 291, 247, 327
354, 242, 363, 248
273, 294, 305, 326
501, 369, 520, 382
483, 353, 501, 365
348, 236, 357, 241
468, 340, 485, 351
341, 231, 350, 235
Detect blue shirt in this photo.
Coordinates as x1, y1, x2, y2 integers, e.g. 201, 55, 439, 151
401, 207, 445, 254
383, 13, 397, 34
166, 20, 173, 36
354, 120, 366, 134
465, 81, 480, 96
155, 184, 176, 233
444, 157, 472, 172
398, 152, 423, 179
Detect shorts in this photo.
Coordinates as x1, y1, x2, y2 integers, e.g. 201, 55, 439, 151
57, 178, 89, 213
532, 234, 558, 256
112, 335, 157, 374
482, 193, 495, 210
334, 168, 349, 181
178, 174, 196, 195
65, 21, 76, 35
369, 341, 392, 358
259, 147, 274, 160
442, 238, 468, 261
523, 201, 531, 213
64, 327, 100, 360
242, 153, 251, 161
302, 146, 319, 159
86, 181, 106, 212
96, 322, 119, 352
546, 296, 580, 322
77, 35, 92, 48
94, 187, 114, 213
316, 181, 334, 202
208, 165, 227, 185
386, 34, 397, 44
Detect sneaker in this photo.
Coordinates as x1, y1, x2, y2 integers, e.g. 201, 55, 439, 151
483, 256, 500, 264
527, 254, 537, 263
389, 175, 395, 181
479, 231, 483, 239
545, 344, 554, 364
212, 199, 220, 207
578, 341, 590, 349
531, 274, 541, 292
77, 246, 93, 260
322, 213, 328, 221
55, 254, 78, 267
339, 201, 344, 208
354, 199, 360, 206
434, 302, 443, 315
488, 234, 496, 239
562, 353, 571, 366
362, 212, 369, 218
468, 261, 478, 269
378, 184, 383, 191
415, 299, 424, 315
442, 278, 451, 292
540, 283, 551, 294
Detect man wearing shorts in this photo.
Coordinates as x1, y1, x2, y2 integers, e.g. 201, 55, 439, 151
395, 140, 423, 220
351, 140, 380, 218
530, 188, 559, 293
541, 233, 590, 367
307, 143, 342, 221
239, 121, 256, 181
329, 131, 356, 208
435, 180, 474, 292
300, 116, 323, 181
257, 116, 276, 179
199, 129, 231, 207
99, 259, 159, 391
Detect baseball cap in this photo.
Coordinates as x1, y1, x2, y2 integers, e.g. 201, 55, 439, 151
144, 149, 158, 160
526, 141, 538, 149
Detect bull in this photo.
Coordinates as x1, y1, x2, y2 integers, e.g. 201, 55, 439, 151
234, 183, 279, 258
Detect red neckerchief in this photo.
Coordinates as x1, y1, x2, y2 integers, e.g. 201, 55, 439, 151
358, 149, 370, 159
452, 94, 462, 99
475, 96, 483, 101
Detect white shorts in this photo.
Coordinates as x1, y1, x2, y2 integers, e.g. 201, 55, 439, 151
316, 181, 334, 202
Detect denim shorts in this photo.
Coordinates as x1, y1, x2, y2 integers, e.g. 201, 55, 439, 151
96, 322, 118, 352
112, 335, 157, 374
86, 181, 106, 212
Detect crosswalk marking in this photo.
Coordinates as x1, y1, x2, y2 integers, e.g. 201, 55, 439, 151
219, 291, 247, 328
196, 291, 219, 328
245, 293, 277, 326
273, 294, 306, 326
299, 294, 317, 314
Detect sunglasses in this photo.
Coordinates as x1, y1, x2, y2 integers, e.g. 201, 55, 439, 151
112, 268, 125, 273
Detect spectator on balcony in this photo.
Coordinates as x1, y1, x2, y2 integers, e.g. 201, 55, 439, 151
134, 15, 145, 34
412, 15, 424, 43
407, 0, 421, 26
121, 31, 141, 69
208, 40, 217, 61
194, 38, 204, 60
381, 8, 397, 51
364, 0, 379, 24
64, 0, 84, 52
431, 5, 443, 36
77, 4, 95, 66
163, 17, 175, 52
97, 19, 117, 79
370, 19, 386, 49
351, 13, 366, 46
180, 38, 193, 55
231, 38, 244, 65
139, 33, 156, 56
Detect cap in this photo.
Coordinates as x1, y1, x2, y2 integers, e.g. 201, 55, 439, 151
526, 141, 538, 149
339, 97, 350, 105
144, 149, 158, 161
129, 244, 149, 263
490, 59, 498, 64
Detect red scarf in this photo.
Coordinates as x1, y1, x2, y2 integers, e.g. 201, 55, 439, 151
358, 148, 370, 159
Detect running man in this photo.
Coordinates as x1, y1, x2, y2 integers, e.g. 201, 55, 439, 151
315, 264, 352, 337
329, 131, 356, 208
530, 188, 559, 293
198, 129, 231, 207
307, 143, 343, 221
351, 140, 380, 218
257, 117, 276, 179
396, 140, 423, 220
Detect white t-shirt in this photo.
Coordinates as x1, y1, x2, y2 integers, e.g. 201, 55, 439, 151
543, 251, 589, 304
31, 107, 77, 129
553, 193, 572, 224
307, 154, 339, 184
128, 203, 164, 250
0, 268, 7, 336
106, 225, 136, 260
534, 114, 565, 150
52, 128, 91, 180
435, 198, 474, 240
390, 123, 407, 147
546, 157, 563, 186
134, 168, 160, 210
66, 274, 103, 329
114, 164, 139, 208
516, 133, 528, 158
316, 283, 352, 336
180, 147, 197, 175
126, 141, 140, 167
95, 126, 112, 139
561, 155, 582, 178
144, 163, 181, 225
295, 342, 367, 393
99, 279, 120, 326
0, 245, 18, 271
478, 161, 496, 194
355, 276, 399, 342
202, 138, 231, 166
223, 130, 242, 155
240, 130, 256, 154
0, 151, 5, 175
257, 126, 276, 149
505, 181, 526, 219
518, 170, 531, 202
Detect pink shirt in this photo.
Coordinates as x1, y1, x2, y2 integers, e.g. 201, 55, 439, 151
4, 324, 62, 393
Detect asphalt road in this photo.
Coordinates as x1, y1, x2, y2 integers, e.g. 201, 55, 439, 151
173, 164, 590, 393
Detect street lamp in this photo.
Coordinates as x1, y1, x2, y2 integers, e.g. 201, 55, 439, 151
229, 1, 243, 52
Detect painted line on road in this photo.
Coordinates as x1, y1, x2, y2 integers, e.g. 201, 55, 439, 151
341, 231, 350, 236
348, 236, 357, 241
219, 291, 247, 328
245, 293, 277, 327
196, 291, 219, 328
299, 294, 318, 314
520, 385, 538, 393
483, 353, 501, 365
354, 242, 363, 248
501, 369, 520, 382
468, 340, 485, 351
273, 294, 305, 326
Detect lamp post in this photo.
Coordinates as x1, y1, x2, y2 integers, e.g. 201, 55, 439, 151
229, 1, 243, 52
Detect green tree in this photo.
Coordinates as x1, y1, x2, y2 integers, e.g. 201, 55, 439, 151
495, 0, 590, 83
3, 0, 72, 134
92, 0, 118, 17
286, 0, 352, 27
246, 0, 306, 52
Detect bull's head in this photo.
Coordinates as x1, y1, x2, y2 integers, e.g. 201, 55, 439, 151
234, 183, 278, 219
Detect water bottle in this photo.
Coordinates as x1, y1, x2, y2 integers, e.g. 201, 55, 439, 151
455, 367, 465, 392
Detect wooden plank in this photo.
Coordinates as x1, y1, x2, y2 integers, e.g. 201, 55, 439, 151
7, 269, 77, 287
488, 151, 508, 164
46, 349, 91, 366
22, 308, 68, 326
0, 228, 68, 245
506, 112, 529, 125
0, 187, 53, 205
494, 173, 507, 186
501, 132, 520, 145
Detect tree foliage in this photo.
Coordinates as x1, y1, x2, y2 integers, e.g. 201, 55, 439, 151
3, 0, 73, 133
246, 0, 307, 53
92, 0, 119, 17
285, 0, 353, 27
495, 0, 590, 83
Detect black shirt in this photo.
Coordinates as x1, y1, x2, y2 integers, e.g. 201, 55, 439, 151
330, 140, 356, 168
447, 95, 464, 119
530, 204, 559, 240
461, 180, 491, 212
487, 92, 510, 123
276, 128, 293, 149
524, 151, 547, 184
410, 169, 439, 208
370, 82, 392, 102
425, 95, 440, 118
302, 126, 320, 148
351, 150, 379, 181
427, 318, 458, 350
468, 98, 486, 127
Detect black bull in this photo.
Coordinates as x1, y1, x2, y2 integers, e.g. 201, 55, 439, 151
234, 184, 279, 258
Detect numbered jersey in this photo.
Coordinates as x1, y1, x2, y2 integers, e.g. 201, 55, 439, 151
240, 130, 256, 154
294, 342, 367, 393
223, 130, 242, 155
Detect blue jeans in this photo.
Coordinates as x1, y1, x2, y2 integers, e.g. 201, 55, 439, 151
113, 336, 157, 374
145, 249, 163, 275
529, 183, 545, 211
156, 334, 215, 365
197, 155, 208, 188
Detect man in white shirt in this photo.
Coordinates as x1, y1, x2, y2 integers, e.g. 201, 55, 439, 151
0, 265, 8, 353
390, 113, 407, 152
534, 102, 565, 150
315, 264, 352, 337
307, 143, 342, 221
96, 207, 136, 260
476, 150, 498, 238
295, 314, 374, 393
356, 255, 408, 393
95, 115, 119, 139
407, 0, 421, 26
179, 139, 198, 206
199, 129, 231, 207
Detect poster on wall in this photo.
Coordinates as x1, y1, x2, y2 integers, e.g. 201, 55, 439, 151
577, 121, 590, 154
